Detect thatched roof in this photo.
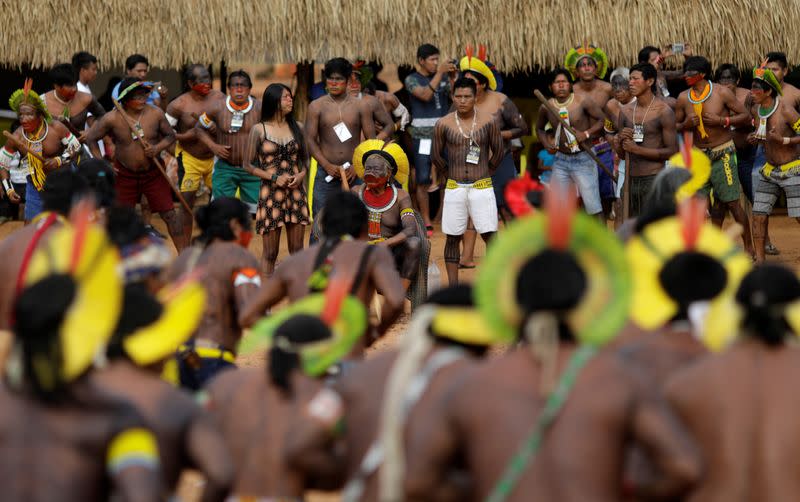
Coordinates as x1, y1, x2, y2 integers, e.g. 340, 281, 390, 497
7, 0, 800, 71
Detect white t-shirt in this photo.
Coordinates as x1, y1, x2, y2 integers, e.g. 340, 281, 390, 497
8, 152, 26, 184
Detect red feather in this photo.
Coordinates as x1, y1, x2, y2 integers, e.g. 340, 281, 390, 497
465, 44, 474, 65
680, 131, 693, 170
320, 272, 349, 326
478, 44, 487, 62
505, 177, 543, 217
68, 199, 96, 273
23, 78, 32, 99
546, 182, 577, 250
678, 197, 706, 250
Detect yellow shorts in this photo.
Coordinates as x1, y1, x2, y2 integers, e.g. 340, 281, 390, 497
176, 143, 214, 192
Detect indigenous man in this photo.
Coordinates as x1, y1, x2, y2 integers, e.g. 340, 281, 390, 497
306, 58, 387, 224
431, 77, 504, 285
404, 44, 456, 234
239, 191, 405, 350
285, 285, 494, 502
166, 64, 225, 243
638, 44, 694, 106
536, 68, 606, 217
93, 277, 234, 500
351, 139, 421, 292
166, 198, 261, 391
604, 67, 634, 222
72, 51, 98, 95
208, 292, 367, 500
568, 43, 616, 218
85, 78, 184, 250
748, 65, 800, 263
348, 62, 397, 139
675, 56, 753, 256
194, 70, 262, 215
1, 221, 162, 501
404, 189, 699, 501
1, 80, 81, 221
105, 206, 172, 294
43, 63, 106, 136
614, 63, 678, 217
666, 264, 800, 501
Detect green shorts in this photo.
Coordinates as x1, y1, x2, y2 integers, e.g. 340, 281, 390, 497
700, 141, 740, 203
211, 159, 261, 213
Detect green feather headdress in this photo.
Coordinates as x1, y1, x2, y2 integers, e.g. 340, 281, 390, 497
353, 60, 374, 88
564, 42, 609, 80
753, 60, 782, 96
8, 79, 51, 122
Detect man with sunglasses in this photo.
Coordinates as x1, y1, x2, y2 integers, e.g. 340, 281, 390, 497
86, 78, 184, 251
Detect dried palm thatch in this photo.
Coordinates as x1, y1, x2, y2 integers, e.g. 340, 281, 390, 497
4, 0, 800, 70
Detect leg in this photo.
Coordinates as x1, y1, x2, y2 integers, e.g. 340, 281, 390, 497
715, 148, 751, 254
444, 234, 462, 285
480, 231, 495, 245
140, 194, 153, 225
413, 139, 434, 230
460, 221, 477, 268
416, 183, 432, 230
310, 170, 342, 245
261, 227, 282, 276
709, 198, 726, 227
752, 214, 768, 263
726, 199, 753, 256
160, 208, 186, 251
570, 153, 603, 218
181, 190, 198, 245
286, 223, 306, 255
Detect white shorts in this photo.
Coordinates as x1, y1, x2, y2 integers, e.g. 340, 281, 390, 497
442, 180, 498, 235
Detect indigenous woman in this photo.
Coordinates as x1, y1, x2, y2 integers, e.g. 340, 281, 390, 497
246, 84, 310, 275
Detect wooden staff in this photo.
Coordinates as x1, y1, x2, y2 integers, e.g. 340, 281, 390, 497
533, 90, 616, 181
112, 98, 191, 213
2, 131, 46, 163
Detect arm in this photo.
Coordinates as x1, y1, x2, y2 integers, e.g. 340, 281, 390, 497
232, 259, 263, 323
373, 98, 394, 140
406, 69, 448, 102
705, 87, 749, 128
284, 387, 347, 489
500, 97, 529, 141
487, 120, 505, 172
630, 380, 700, 499
371, 245, 405, 335
107, 427, 163, 502
583, 99, 606, 138
87, 97, 106, 118
149, 110, 177, 157
431, 122, 447, 181
185, 412, 234, 502
238, 265, 289, 328
767, 106, 800, 145
536, 110, 556, 151
195, 126, 231, 160
674, 94, 693, 132
360, 99, 377, 139
386, 194, 418, 247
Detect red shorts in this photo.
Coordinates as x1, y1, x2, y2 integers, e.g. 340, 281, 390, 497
114, 161, 174, 213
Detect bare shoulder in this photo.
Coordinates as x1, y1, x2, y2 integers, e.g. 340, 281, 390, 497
50, 120, 70, 137
207, 367, 261, 406
145, 103, 166, 119
216, 241, 259, 269
337, 349, 398, 399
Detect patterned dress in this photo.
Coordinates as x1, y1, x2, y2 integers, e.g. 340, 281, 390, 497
254, 126, 310, 234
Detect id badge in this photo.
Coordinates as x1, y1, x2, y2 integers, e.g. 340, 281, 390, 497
466, 144, 480, 165
131, 123, 144, 141
333, 121, 353, 143
230, 111, 244, 132
418, 138, 432, 156
633, 124, 644, 143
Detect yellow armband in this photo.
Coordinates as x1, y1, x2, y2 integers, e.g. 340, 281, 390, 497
107, 427, 160, 475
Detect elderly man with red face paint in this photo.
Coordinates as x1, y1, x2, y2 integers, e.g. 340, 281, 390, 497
0, 80, 81, 222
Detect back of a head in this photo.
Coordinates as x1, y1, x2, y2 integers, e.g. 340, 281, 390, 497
659, 252, 727, 317
41, 169, 91, 216
76, 158, 116, 209
736, 265, 800, 347
195, 197, 250, 244
49, 63, 77, 87
426, 285, 472, 308
269, 314, 332, 393
320, 191, 367, 239
516, 250, 587, 340
635, 167, 692, 233
108, 284, 163, 360
324, 57, 353, 79
105, 206, 149, 249
15, 274, 76, 401
416, 43, 439, 61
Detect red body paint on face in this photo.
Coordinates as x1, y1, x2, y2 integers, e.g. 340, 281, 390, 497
192, 83, 212, 96
238, 230, 253, 248
684, 74, 704, 87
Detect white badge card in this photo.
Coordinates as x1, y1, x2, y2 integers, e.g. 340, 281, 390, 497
633, 124, 644, 143
230, 111, 244, 131
466, 144, 481, 165
333, 122, 353, 143
418, 138, 432, 156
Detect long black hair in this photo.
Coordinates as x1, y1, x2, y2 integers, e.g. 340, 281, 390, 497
269, 314, 331, 394
260, 83, 307, 162
195, 197, 250, 245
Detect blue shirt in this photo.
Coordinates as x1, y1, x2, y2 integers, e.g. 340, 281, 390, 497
404, 72, 451, 139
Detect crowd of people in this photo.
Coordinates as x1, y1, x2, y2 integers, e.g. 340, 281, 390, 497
0, 38, 798, 501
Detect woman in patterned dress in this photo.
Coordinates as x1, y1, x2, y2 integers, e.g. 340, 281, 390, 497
245, 84, 310, 274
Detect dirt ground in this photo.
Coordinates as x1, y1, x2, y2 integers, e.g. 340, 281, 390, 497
2, 209, 794, 501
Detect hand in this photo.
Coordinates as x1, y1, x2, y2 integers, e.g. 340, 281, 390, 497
44, 157, 61, 170
288, 171, 305, 188
576, 130, 591, 142
701, 112, 722, 126
683, 43, 694, 57
78, 130, 89, 143
618, 127, 634, 142
157, 83, 168, 98
7, 189, 20, 204
767, 128, 784, 144
276, 173, 291, 187
747, 132, 760, 145
345, 166, 357, 184
621, 139, 638, 153
438, 62, 452, 75
209, 142, 231, 160
143, 145, 157, 158
688, 114, 701, 127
